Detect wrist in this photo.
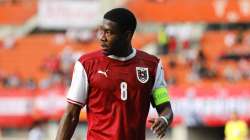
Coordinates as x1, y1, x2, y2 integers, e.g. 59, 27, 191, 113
160, 116, 169, 126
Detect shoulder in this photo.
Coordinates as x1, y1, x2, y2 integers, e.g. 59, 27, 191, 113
238, 120, 248, 125
136, 49, 159, 63
78, 50, 103, 63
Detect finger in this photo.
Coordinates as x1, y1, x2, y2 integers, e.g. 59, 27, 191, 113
159, 132, 166, 139
157, 126, 167, 138
151, 119, 160, 130
157, 133, 164, 139
149, 118, 156, 130
155, 123, 167, 138
153, 123, 165, 136
154, 122, 164, 134
156, 126, 166, 138
155, 127, 166, 138
154, 119, 167, 134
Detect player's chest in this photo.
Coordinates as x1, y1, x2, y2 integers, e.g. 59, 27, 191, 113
88, 61, 154, 92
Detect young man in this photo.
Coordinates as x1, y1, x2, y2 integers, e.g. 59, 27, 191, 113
56, 8, 173, 140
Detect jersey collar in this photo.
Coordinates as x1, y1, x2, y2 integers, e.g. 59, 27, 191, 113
107, 48, 136, 61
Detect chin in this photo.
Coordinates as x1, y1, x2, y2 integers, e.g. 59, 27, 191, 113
102, 49, 112, 55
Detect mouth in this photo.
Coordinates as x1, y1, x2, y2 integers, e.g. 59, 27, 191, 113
101, 43, 108, 48
101, 44, 110, 50
101, 44, 112, 55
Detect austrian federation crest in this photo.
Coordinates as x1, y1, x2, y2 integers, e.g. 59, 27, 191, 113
136, 67, 149, 83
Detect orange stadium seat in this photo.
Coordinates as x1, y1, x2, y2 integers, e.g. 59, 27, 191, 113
0, 33, 156, 81
160, 55, 190, 85
201, 30, 238, 61
0, 1, 37, 25
126, 0, 250, 23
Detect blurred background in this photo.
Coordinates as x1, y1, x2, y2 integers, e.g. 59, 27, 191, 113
0, 0, 250, 140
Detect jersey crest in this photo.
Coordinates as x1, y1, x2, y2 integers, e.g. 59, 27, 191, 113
136, 67, 149, 83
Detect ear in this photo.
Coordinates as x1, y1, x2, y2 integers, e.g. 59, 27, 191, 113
124, 31, 133, 41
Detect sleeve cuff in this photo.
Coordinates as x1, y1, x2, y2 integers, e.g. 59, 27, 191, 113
67, 98, 84, 107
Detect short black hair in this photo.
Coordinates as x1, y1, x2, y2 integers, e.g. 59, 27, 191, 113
104, 8, 137, 33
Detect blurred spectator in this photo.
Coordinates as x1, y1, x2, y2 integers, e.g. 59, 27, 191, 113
243, 33, 250, 46
194, 50, 208, 78
236, 28, 243, 45
59, 46, 74, 74
39, 78, 52, 89
166, 58, 177, 85
187, 70, 200, 83
157, 26, 168, 55
41, 54, 61, 74
50, 72, 64, 87
197, 62, 216, 79
197, 49, 206, 63
224, 112, 248, 140
224, 33, 236, 48
181, 45, 198, 66
220, 52, 241, 61
183, 88, 203, 126
54, 34, 66, 45
3, 36, 16, 49
24, 78, 37, 90
182, 39, 190, 50
238, 59, 250, 80
39, 72, 63, 89
168, 36, 177, 53
6, 73, 21, 88
189, 49, 217, 80
0, 69, 6, 86
223, 65, 241, 82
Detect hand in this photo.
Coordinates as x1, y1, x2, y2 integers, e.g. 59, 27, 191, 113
148, 117, 168, 139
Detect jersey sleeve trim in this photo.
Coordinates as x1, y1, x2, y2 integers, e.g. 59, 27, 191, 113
152, 60, 167, 90
67, 98, 84, 107
66, 61, 88, 107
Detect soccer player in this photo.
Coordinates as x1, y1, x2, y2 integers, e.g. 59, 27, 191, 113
56, 8, 173, 140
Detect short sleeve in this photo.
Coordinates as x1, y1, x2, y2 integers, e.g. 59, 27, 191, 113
66, 61, 88, 107
152, 60, 167, 90
151, 60, 170, 106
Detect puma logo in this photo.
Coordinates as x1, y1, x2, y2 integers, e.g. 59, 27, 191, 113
97, 70, 108, 77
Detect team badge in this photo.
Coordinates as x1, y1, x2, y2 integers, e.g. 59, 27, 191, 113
136, 67, 149, 83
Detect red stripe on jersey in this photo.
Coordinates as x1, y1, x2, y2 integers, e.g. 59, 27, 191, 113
67, 98, 84, 107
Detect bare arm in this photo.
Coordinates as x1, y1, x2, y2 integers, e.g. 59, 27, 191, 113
149, 102, 173, 139
150, 60, 174, 138
155, 102, 173, 124
56, 103, 82, 140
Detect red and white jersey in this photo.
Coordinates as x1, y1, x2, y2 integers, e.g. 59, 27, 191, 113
67, 48, 167, 140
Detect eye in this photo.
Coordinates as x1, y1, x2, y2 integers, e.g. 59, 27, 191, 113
105, 30, 112, 36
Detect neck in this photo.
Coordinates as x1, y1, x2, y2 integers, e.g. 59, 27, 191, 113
114, 44, 133, 57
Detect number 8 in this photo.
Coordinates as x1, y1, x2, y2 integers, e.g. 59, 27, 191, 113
120, 82, 127, 101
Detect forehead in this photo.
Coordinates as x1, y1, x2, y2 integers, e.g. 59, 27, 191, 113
100, 19, 120, 31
